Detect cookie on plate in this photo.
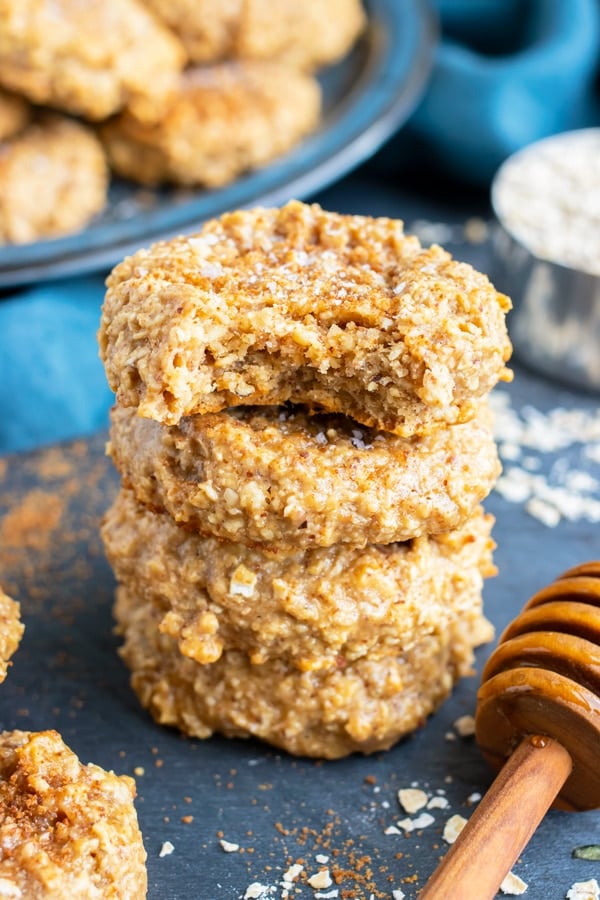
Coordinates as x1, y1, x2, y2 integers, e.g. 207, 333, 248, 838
0, 729, 147, 899
0, 89, 30, 141
143, 0, 366, 70
0, 590, 23, 684
114, 582, 493, 758
109, 402, 500, 548
102, 488, 495, 670
0, 0, 185, 122
0, 114, 108, 244
100, 201, 512, 435
100, 62, 320, 188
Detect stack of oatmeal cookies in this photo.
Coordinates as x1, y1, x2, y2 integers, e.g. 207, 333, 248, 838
0, 0, 363, 244
99, 200, 512, 759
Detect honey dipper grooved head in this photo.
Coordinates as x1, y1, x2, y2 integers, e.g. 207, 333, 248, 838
475, 562, 600, 811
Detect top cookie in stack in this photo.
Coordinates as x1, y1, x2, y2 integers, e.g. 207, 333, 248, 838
99, 200, 511, 758
100, 200, 511, 436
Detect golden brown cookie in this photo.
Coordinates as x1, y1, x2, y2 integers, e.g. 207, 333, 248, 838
109, 402, 500, 548
100, 62, 320, 188
0, 89, 30, 141
100, 202, 512, 435
102, 488, 496, 670
0, 590, 23, 684
143, 0, 366, 70
0, 114, 108, 245
0, 0, 185, 122
115, 583, 493, 758
0, 730, 147, 898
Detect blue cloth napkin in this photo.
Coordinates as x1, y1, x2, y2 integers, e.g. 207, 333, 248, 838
0, 275, 114, 454
405, 0, 600, 184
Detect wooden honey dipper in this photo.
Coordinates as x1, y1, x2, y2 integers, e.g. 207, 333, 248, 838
421, 561, 600, 900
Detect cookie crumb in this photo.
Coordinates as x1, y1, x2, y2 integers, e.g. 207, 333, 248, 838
308, 869, 333, 890
500, 871, 528, 895
566, 880, 600, 900
453, 715, 475, 737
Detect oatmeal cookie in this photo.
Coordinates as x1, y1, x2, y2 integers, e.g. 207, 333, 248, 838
0, 0, 184, 122
102, 489, 495, 670
0, 730, 147, 898
115, 585, 493, 758
0, 591, 23, 684
0, 89, 30, 141
0, 114, 108, 244
142, 0, 366, 70
100, 62, 320, 188
100, 202, 512, 435
109, 402, 500, 548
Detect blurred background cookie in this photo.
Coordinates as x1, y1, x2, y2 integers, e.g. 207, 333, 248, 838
0, 729, 147, 899
0, 589, 22, 684
142, 0, 365, 71
100, 62, 321, 187
0, 0, 185, 122
0, 89, 30, 141
0, 114, 108, 244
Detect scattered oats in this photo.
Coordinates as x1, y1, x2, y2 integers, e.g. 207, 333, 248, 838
315, 854, 329, 864
453, 715, 475, 737
445, 731, 457, 742
566, 880, 600, 900
392, 891, 406, 900
398, 788, 428, 814
308, 870, 332, 890
525, 497, 561, 528
397, 812, 435, 833
314, 891, 339, 899
158, 841, 175, 857
381, 800, 390, 809
466, 792, 482, 804
491, 392, 600, 526
499, 442, 522, 461
500, 871, 528, 894
384, 825, 402, 835
443, 814, 468, 844
220, 839, 240, 853
427, 796, 450, 810
586, 444, 600, 464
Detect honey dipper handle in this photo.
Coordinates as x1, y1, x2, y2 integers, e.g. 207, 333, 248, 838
420, 736, 572, 900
